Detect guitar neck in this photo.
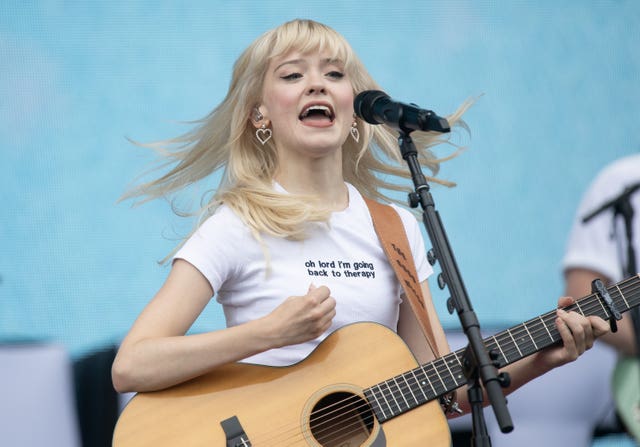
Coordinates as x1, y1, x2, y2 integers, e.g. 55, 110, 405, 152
365, 274, 640, 423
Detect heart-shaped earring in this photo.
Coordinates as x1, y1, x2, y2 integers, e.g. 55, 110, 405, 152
350, 119, 360, 143
256, 123, 272, 145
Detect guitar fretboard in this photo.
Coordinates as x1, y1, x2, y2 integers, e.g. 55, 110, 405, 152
364, 274, 640, 423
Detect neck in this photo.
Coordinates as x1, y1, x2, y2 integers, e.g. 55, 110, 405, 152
274, 158, 348, 211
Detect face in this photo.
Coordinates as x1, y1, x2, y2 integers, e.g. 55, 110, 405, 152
257, 50, 355, 160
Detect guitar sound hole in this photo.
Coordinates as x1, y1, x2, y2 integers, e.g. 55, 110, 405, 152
309, 391, 374, 447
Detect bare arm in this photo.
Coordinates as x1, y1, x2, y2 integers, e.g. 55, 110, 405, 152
112, 259, 336, 393
564, 267, 637, 356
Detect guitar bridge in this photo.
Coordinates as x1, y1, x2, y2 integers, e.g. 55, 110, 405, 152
221, 415, 252, 447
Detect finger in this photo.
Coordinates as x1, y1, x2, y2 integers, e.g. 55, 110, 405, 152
318, 306, 336, 329
556, 311, 579, 359
577, 317, 595, 350
306, 285, 330, 304
559, 309, 587, 354
320, 296, 336, 312
590, 316, 610, 337
557, 296, 575, 309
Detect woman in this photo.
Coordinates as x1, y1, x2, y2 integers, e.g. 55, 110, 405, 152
112, 18, 608, 424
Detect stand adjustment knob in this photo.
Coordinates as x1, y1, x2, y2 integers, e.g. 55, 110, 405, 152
437, 273, 446, 289
446, 298, 455, 314
427, 249, 437, 265
408, 192, 420, 208
497, 372, 511, 388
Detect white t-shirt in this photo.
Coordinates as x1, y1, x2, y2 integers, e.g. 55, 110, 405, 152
562, 154, 640, 283
175, 183, 432, 366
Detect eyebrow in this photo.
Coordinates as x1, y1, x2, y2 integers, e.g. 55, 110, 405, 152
273, 57, 343, 72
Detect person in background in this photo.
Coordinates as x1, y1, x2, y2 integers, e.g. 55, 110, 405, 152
563, 153, 640, 356
563, 153, 640, 445
112, 18, 608, 445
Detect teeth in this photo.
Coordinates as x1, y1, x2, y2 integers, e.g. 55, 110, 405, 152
300, 105, 332, 118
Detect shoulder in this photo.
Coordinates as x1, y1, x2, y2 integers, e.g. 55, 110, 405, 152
602, 153, 640, 174
181, 204, 254, 255
581, 154, 640, 204
592, 154, 640, 187
197, 204, 248, 236
389, 203, 418, 223
347, 183, 419, 231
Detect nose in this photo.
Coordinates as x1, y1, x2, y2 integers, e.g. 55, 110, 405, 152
306, 71, 326, 95
307, 86, 325, 94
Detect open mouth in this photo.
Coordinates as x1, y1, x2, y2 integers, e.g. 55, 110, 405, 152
299, 104, 335, 122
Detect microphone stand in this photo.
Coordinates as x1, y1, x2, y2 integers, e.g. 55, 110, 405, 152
582, 182, 640, 278
397, 130, 513, 446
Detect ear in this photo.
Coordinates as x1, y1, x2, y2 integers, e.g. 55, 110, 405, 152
251, 106, 267, 128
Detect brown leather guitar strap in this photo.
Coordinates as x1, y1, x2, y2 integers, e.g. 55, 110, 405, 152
364, 198, 440, 358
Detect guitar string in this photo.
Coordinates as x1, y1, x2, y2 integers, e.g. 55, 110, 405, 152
312, 279, 640, 441
490, 280, 640, 364
410, 277, 640, 399
254, 392, 378, 445
249, 278, 640, 445
483, 283, 637, 366
478, 277, 640, 362
275, 279, 640, 445
407, 279, 640, 399
294, 306, 581, 445
309, 278, 640, 441
297, 280, 640, 445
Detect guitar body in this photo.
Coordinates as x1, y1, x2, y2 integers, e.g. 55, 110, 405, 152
113, 275, 640, 446
113, 322, 450, 447
612, 357, 640, 441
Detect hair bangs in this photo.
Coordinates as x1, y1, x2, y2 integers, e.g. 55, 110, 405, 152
267, 20, 353, 71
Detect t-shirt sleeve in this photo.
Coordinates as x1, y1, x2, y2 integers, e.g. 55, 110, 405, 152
562, 165, 626, 282
173, 207, 245, 293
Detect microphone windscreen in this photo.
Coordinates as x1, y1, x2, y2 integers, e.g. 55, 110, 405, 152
354, 90, 388, 124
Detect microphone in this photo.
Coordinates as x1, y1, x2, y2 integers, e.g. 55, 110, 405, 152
354, 90, 450, 133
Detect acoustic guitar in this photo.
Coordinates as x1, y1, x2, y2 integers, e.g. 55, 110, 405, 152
113, 275, 640, 447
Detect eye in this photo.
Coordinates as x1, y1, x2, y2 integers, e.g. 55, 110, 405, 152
281, 72, 302, 81
326, 71, 345, 79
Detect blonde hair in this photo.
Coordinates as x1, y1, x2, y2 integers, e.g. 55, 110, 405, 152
123, 19, 470, 259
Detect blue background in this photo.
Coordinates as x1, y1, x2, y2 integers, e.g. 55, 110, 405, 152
2, 1, 639, 360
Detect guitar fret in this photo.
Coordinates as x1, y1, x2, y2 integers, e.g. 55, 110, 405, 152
507, 328, 524, 357
417, 366, 438, 397
430, 361, 448, 394
399, 374, 419, 407
409, 369, 429, 402
381, 381, 401, 415
594, 295, 608, 317
449, 354, 466, 386
369, 384, 390, 420
574, 300, 585, 316
616, 284, 630, 308
539, 316, 553, 342
499, 332, 516, 362
522, 323, 538, 351
427, 363, 448, 396
440, 355, 456, 387
490, 335, 508, 364
511, 327, 530, 356
391, 376, 410, 411
439, 357, 461, 389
